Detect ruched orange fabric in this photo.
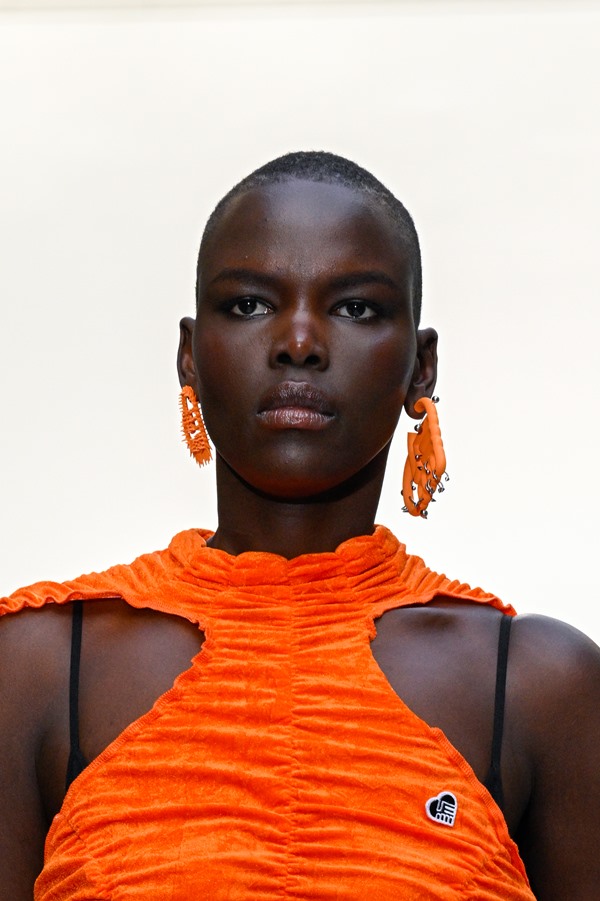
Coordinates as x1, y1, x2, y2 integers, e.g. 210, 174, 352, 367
1, 526, 535, 900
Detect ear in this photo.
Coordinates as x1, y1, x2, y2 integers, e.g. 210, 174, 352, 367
177, 316, 198, 389
404, 327, 438, 420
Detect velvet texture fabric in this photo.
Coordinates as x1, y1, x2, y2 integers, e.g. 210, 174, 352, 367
2, 527, 534, 900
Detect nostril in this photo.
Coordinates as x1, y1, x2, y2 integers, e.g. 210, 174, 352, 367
275, 350, 322, 368
304, 354, 321, 368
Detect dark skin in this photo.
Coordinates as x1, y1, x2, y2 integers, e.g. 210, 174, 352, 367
1, 179, 600, 899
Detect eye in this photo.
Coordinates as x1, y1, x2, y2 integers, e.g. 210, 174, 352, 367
333, 301, 377, 320
229, 298, 272, 317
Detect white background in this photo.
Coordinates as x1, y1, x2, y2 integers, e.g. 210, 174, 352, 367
1, 0, 599, 642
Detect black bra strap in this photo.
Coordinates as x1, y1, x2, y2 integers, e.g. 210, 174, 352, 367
66, 600, 88, 791
483, 614, 513, 811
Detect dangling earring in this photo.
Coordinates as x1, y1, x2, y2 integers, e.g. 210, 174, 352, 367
179, 385, 212, 466
401, 396, 448, 519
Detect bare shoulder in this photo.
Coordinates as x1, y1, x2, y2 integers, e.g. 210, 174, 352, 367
0, 603, 76, 746
0, 603, 75, 899
0, 602, 74, 784
507, 614, 600, 900
511, 610, 600, 658
0, 600, 74, 669
508, 612, 600, 726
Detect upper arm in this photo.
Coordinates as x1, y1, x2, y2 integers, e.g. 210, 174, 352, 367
512, 615, 600, 900
0, 608, 63, 900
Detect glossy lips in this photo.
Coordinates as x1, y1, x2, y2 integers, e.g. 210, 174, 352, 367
257, 382, 334, 430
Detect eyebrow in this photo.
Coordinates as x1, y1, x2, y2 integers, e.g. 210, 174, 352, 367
206, 268, 280, 290
327, 271, 399, 292
206, 267, 399, 292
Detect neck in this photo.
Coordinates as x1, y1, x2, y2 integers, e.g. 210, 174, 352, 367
209, 450, 389, 558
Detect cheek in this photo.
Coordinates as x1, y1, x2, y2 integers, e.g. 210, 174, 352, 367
345, 333, 415, 401
195, 329, 255, 395
334, 338, 415, 456
192, 328, 266, 449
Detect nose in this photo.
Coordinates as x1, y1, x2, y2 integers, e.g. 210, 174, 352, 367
269, 308, 329, 371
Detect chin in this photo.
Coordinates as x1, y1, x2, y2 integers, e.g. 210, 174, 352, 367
219, 437, 389, 502
245, 474, 341, 503
236, 461, 376, 504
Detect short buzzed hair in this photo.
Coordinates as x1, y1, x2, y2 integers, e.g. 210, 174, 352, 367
198, 150, 422, 325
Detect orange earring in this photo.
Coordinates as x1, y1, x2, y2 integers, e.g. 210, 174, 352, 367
401, 396, 448, 519
179, 385, 212, 467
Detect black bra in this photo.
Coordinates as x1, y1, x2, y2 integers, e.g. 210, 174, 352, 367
65, 601, 513, 813
482, 613, 512, 811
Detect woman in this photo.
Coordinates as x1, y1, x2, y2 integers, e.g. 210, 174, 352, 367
1, 152, 599, 900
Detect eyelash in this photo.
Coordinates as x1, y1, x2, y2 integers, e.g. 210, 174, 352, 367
228, 298, 273, 317
225, 298, 380, 321
332, 301, 378, 321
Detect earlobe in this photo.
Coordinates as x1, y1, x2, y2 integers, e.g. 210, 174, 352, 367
404, 327, 438, 420
177, 316, 198, 389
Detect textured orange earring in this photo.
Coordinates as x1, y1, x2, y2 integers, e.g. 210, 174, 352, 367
401, 396, 448, 518
179, 385, 212, 467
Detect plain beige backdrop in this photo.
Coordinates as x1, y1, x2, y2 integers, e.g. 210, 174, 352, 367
1, 0, 599, 643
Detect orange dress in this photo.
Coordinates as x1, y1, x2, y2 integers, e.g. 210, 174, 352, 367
1, 526, 535, 900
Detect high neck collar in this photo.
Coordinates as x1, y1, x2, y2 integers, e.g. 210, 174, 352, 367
163, 524, 506, 616
167, 525, 407, 587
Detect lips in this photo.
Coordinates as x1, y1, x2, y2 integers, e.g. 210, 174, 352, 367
257, 382, 334, 430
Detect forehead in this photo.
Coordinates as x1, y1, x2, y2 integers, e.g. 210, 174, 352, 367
199, 180, 411, 284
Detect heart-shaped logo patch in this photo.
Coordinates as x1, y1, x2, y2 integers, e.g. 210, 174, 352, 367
425, 791, 457, 827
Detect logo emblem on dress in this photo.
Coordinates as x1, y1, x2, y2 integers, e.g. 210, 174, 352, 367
425, 791, 458, 827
